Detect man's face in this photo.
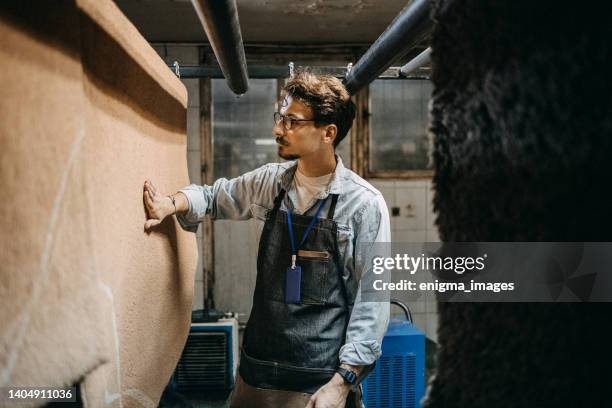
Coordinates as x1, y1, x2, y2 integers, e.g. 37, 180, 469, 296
273, 96, 330, 160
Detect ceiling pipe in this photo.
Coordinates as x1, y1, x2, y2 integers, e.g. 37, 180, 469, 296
168, 64, 431, 79
399, 46, 431, 77
343, 0, 432, 95
190, 0, 249, 94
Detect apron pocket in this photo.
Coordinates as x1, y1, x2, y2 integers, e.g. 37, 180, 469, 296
298, 255, 328, 305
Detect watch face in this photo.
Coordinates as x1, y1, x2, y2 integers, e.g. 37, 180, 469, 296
340, 368, 357, 384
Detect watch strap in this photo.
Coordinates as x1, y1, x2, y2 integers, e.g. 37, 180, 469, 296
336, 367, 358, 385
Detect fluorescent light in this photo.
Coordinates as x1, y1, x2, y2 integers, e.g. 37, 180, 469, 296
254, 139, 276, 146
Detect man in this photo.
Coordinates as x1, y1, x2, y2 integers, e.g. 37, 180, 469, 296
143, 72, 390, 408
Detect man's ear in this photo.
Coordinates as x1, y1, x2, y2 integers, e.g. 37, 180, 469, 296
324, 124, 338, 145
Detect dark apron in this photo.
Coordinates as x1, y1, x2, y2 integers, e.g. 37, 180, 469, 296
238, 188, 354, 396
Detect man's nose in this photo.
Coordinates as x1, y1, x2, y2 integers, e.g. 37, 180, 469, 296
272, 121, 285, 137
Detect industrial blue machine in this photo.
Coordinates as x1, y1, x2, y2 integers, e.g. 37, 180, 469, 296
362, 300, 425, 408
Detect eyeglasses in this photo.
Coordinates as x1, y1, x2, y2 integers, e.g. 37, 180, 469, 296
273, 112, 315, 130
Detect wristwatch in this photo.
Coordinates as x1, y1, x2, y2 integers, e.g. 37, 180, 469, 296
336, 367, 358, 385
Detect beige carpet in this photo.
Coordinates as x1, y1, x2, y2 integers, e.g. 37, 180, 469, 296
0, 1, 197, 406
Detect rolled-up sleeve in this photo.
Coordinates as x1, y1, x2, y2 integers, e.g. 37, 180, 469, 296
176, 164, 276, 232
339, 194, 391, 366
176, 184, 209, 233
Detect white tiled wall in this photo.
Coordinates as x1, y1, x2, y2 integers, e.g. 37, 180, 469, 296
369, 179, 439, 242
213, 219, 262, 323
370, 179, 440, 342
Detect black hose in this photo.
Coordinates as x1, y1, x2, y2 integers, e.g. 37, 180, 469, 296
390, 298, 413, 323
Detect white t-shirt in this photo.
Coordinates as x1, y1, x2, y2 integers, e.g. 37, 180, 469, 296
293, 167, 333, 214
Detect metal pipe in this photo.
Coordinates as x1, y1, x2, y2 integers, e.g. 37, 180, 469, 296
399, 47, 431, 77
169, 65, 430, 80
190, 0, 249, 94
169, 65, 288, 79
343, 0, 432, 94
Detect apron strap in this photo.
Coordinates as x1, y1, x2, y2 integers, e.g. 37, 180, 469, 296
272, 189, 286, 212
325, 194, 350, 311
327, 194, 351, 312
327, 194, 339, 220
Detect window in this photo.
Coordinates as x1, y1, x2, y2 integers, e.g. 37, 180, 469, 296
368, 79, 432, 176
212, 79, 279, 179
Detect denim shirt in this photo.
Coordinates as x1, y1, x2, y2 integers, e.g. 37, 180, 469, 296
177, 156, 390, 367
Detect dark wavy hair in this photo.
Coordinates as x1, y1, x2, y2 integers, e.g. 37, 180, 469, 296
282, 71, 356, 147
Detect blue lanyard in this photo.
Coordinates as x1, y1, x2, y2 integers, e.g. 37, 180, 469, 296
287, 198, 328, 269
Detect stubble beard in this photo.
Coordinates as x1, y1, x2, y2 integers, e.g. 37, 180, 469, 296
276, 137, 299, 160
277, 147, 299, 161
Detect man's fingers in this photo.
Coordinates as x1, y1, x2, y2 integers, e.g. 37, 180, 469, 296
305, 396, 315, 408
143, 181, 163, 232
144, 189, 155, 208
144, 180, 157, 196
147, 180, 157, 195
